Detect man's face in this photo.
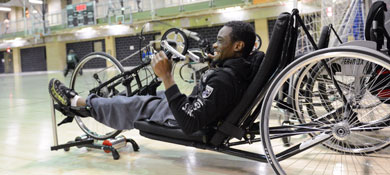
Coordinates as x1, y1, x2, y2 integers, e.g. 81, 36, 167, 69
212, 26, 236, 61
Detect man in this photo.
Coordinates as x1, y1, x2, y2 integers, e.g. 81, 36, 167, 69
3, 18, 9, 34
49, 21, 255, 134
64, 49, 82, 77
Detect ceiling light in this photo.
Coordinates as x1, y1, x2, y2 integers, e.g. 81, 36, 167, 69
0, 7, 11, 12
29, 0, 43, 4
217, 6, 242, 13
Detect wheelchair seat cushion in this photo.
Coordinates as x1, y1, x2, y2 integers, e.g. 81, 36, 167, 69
134, 120, 207, 143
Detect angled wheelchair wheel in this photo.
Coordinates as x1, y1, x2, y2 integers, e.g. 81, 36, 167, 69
70, 52, 124, 140
178, 62, 208, 84
161, 28, 188, 56
293, 61, 358, 121
260, 46, 390, 175
179, 62, 196, 84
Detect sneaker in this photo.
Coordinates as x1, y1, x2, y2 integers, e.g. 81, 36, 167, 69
48, 78, 77, 106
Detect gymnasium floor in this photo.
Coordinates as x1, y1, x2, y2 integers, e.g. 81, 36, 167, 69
0, 71, 274, 175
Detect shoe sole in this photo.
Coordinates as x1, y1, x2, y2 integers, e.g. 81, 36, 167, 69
49, 79, 69, 106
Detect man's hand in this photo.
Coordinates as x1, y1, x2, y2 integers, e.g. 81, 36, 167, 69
207, 51, 220, 61
151, 51, 176, 89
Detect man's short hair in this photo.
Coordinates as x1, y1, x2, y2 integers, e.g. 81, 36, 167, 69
224, 21, 256, 58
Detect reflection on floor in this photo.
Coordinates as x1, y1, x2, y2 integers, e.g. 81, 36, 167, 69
0, 72, 273, 175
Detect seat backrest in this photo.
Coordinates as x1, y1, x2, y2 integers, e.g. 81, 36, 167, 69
365, 1, 387, 50
247, 51, 265, 80
209, 12, 293, 146
318, 25, 331, 49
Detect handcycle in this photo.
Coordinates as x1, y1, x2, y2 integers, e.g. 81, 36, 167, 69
50, 8, 390, 175
50, 25, 212, 157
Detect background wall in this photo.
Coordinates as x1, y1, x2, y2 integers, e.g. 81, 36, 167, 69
20, 46, 47, 72
115, 33, 157, 67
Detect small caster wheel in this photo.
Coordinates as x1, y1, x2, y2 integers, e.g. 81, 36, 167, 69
112, 150, 120, 160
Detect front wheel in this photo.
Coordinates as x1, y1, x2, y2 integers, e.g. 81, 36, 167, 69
260, 46, 390, 175
70, 52, 124, 140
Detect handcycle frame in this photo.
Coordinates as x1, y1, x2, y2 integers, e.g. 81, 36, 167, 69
49, 8, 390, 175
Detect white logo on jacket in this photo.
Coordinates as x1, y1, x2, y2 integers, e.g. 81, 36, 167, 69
181, 99, 204, 117
202, 85, 214, 99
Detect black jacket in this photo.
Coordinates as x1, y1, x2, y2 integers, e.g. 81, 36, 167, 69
165, 57, 252, 134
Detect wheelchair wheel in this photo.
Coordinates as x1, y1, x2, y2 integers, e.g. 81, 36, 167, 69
70, 52, 124, 140
179, 62, 196, 84
260, 46, 390, 175
178, 62, 208, 84
293, 62, 358, 120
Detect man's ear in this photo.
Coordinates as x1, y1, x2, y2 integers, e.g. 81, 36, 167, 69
233, 41, 245, 52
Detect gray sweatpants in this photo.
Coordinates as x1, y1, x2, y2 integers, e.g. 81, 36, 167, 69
85, 91, 178, 130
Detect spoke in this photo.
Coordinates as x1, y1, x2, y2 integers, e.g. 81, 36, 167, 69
350, 132, 389, 144
173, 33, 178, 42
350, 98, 390, 126
353, 116, 390, 129
279, 84, 331, 125
167, 38, 177, 43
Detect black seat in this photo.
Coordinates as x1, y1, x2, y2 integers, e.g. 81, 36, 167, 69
134, 121, 206, 144
134, 12, 294, 148
209, 12, 295, 145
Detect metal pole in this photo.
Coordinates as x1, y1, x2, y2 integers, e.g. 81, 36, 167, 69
23, 0, 27, 36
108, 0, 112, 24
293, 0, 298, 9
50, 99, 59, 146
42, 0, 46, 34
179, 0, 183, 12
150, 0, 155, 19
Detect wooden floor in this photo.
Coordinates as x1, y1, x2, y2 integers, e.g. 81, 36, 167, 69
0, 71, 274, 175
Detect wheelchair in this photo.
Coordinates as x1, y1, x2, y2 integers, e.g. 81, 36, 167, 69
51, 7, 390, 175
